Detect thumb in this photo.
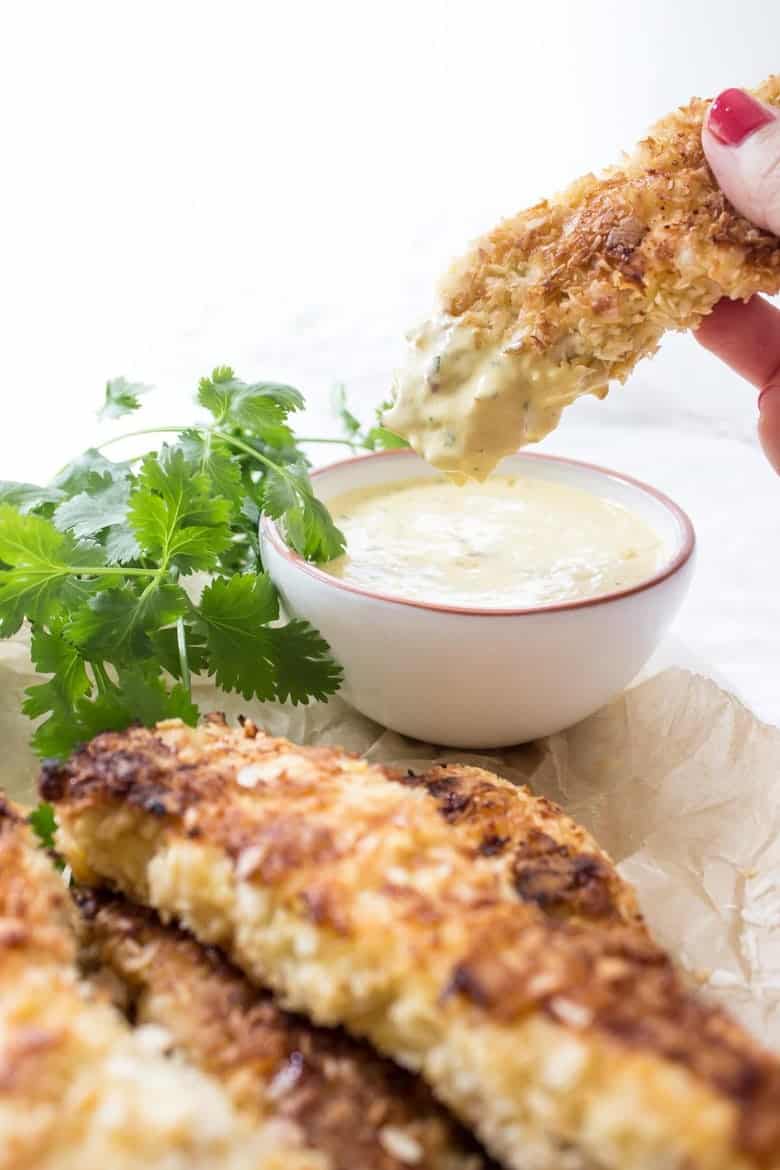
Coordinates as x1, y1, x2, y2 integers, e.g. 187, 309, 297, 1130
702, 88, 780, 237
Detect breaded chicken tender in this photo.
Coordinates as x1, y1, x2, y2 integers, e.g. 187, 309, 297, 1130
384, 76, 780, 479
45, 718, 780, 1170
0, 794, 325, 1170
76, 890, 488, 1170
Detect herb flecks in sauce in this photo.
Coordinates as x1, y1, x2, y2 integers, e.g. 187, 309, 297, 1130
383, 316, 607, 482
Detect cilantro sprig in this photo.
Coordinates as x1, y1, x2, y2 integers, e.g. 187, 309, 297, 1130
0, 367, 357, 760
332, 384, 409, 452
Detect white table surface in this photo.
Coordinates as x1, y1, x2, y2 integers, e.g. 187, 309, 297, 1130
2, 0, 778, 726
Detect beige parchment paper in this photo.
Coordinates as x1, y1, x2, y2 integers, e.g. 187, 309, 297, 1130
2, 631, 778, 1049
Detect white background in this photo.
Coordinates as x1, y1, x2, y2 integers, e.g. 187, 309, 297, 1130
1, 1, 779, 721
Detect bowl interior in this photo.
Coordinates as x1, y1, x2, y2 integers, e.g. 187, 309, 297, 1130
308, 449, 691, 574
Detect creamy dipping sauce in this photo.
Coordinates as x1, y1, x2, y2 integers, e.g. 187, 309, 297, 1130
322, 476, 663, 608
383, 316, 607, 482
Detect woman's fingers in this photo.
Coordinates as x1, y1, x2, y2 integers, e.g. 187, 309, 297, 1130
696, 296, 780, 473
702, 88, 780, 236
758, 386, 780, 474
696, 295, 780, 385
698, 89, 780, 471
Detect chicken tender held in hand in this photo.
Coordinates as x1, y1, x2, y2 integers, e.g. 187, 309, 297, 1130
384, 75, 780, 480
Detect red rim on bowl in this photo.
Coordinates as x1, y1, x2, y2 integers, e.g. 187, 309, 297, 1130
260, 449, 696, 617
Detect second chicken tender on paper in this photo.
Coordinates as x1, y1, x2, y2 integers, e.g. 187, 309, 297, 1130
0, 793, 318, 1170
76, 889, 489, 1170
45, 718, 780, 1170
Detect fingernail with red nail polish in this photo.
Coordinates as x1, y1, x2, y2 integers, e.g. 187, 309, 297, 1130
708, 88, 774, 146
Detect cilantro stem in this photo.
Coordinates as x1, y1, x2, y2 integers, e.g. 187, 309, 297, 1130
175, 617, 191, 695
168, 569, 191, 695
212, 430, 300, 485
69, 565, 158, 578
200, 427, 213, 473
91, 661, 112, 694
98, 421, 314, 534
3, 365, 347, 762
98, 426, 356, 452
98, 426, 186, 449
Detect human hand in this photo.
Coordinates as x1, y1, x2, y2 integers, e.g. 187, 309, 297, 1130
695, 88, 780, 471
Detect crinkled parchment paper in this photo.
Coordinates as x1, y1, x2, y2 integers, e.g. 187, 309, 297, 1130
2, 632, 778, 1049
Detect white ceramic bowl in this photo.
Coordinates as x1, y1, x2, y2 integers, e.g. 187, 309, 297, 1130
261, 449, 695, 748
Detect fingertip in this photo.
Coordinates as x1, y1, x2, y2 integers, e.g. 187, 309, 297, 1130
705, 88, 775, 147
700, 92, 780, 237
758, 387, 780, 475
694, 295, 780, 389
694, 297, 751, 351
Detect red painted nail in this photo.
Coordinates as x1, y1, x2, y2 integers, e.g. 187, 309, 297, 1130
708, 88, 774, 145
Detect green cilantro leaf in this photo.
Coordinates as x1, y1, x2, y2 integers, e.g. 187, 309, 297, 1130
78, 668, 198, 736
271, 619, 343, 703
176, 431, 244, 507
31, 667, 199, 761
331, 383, 361, 437
99, 377, 151, 421
52, 456, 139, 562
0, 507, 108, 636
65, 583, 188, 664
129, 447, 232, 573
23, 626, 92, 756
363, 424, 409, 450
152, 625, 209, 680
104, 523, 141, 564
53, 478, 133, 542
195, 573, 341, 703
196, 365, 238, 423
50, 449, 131, 496
0, 482, 65, 515
9, 364, 350, 762
26, 705, 89, 759
241, 496, 261, 527
29, 802, 58, 849
228, 384, 302, 447
260, 463, 303, 518
198, 366, 303, 446
25, 626, 91, 709
284, 492, 346, 562
333, 387, 408, 451
195, 573, 279, 699
261, 464, 345, 562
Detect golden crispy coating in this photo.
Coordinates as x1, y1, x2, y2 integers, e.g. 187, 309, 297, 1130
45, 719, 780, 1170
445, 74, 780, 346
0, 794, 325, 1170
385, 76, 780, 478
77, 889, 488, 1170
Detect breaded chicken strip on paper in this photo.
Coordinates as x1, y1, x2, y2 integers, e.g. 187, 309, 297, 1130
385, 76, 780, 479
45, 718, 780, 1170
0, 793, 326, 1170
76, 889, 489, 1170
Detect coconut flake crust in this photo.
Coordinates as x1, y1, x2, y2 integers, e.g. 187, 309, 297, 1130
76, 889, 489, 1170
443, 75, 780, 349
0, 793, 324, 1170
44, 719, 780, 1170
386, 75, 780, 478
